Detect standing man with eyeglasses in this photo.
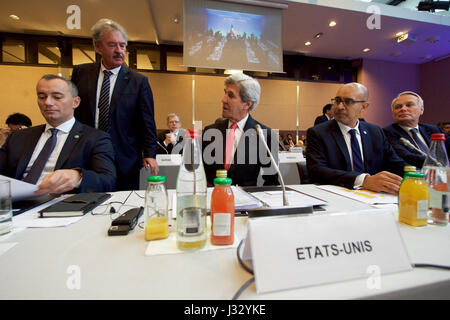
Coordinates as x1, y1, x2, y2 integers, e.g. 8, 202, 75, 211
72, 18, 158, 191
306, 82, 406, 194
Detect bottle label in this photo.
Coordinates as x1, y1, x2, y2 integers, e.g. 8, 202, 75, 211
417, 200, 428, 219
212, 213, 231, 236
429, 190, 450, 209
182, 207, 203, 236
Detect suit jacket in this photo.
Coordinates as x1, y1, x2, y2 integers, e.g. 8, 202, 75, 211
71, 63, 157, 189
0, 120, 116, 193
306, 120, 406, 189
383, 123, 450, 168
157, 129, 185, 154
314, 115, 329, 126
202, 115, 279, 187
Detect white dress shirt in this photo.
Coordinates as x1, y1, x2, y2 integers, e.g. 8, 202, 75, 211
336, 120, 368, 189
23, 117, 76, 185
95, 64, 121, 128
399, 124, 427, 147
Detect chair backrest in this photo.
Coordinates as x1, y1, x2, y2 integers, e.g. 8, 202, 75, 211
296, 161, 310, 184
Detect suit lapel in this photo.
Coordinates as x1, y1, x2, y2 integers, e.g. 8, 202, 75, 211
88, 63, 101, 120
16, 125, 46, 179
393, 123, 415, 146
418, 124, 431, 147
110, 65, 129, 115
359, 122, 370, 171
330, 120, 352, 171
54, 121, 83, 170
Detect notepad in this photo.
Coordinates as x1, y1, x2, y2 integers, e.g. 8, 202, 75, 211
38, 193, 111, 218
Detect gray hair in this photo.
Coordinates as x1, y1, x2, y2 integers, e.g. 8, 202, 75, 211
391, 91, 424, 111
39, 74, 79, 97
224, 73, 261, 111
91, 18, 128, 45
167, 113, 180, 123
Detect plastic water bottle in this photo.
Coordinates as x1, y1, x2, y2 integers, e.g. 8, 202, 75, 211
422, 133, 449, 226
176, 129, 207, 251
211, 170, 235, 245
144, 175, 169, 241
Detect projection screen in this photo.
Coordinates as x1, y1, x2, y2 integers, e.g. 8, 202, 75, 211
183, 0, 284, 73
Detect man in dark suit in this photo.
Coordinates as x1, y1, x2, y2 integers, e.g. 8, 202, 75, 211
0, 75, 115, 194
383, 91, 450, 168
313, 103, 333, 126
202, 73, 279, 187
306, 83, 406, 194
157, 113, 185, 154
71, 19, 158, 191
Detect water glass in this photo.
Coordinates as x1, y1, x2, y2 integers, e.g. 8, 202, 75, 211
0, 180, 12, 235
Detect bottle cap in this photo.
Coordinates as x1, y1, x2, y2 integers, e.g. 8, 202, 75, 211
216, 169, 227, 178
213, 177, 232, 185
147, 175, 166, 183
403, 166, 416, 172
404, 172, 424, 178
430, 133, 446, 141
185, 129, 200, 138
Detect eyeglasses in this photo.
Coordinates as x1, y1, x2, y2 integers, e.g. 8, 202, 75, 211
332, 96, 366, 106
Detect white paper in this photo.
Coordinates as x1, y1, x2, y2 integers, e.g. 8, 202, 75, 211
317, 185, 398, 204
12, 196, 84, 228
250, 190, 326, 207
0, 175, 39, 201
207, 186, 262, 212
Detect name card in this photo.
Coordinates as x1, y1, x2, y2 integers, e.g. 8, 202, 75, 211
243, 209, 411, 294
279, 152, 304, 163
156, 154, 182, 166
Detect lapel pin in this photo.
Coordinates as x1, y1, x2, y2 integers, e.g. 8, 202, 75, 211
74, 135, 80, 139
363, 131, 367, 134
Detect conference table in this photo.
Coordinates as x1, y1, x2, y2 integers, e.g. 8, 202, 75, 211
0, 184, 449, 300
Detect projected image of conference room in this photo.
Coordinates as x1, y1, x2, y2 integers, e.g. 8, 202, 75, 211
184, 7, 282, 72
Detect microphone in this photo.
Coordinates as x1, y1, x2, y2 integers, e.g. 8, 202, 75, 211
400, 137, 442, 166
157, 141, 169, 154
254, 124, 289, 206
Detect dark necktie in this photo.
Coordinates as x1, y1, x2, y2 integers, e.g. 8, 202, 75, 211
98, 70, 112, 132
349, 129, 364, 173
23, 128, 58, 184
410, 128, 429, 154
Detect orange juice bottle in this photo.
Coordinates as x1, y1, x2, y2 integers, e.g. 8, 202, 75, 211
398, 172, 429, 227
210, 171, 234, 245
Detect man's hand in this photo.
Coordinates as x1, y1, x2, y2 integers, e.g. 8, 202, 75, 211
164, 133, 174, 145
362, 171, 403, 195
144, 157, 159, 175
35, 169, 82, 195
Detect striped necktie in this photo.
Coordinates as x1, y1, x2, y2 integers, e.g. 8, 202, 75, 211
349, 129, 364, 173
410, 128, 429, 154
98, 70, 112, 132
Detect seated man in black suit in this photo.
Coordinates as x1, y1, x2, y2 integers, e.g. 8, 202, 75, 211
202, 73, 279, 187
157, 113, 185, 154
383, 91, 450, 168
306, 83, 406, 194
313, 103, 333, 126
0, 74, 116, 194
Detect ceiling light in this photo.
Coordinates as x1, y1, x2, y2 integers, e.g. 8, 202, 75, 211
395, 31, 406, 37
305, 41, 311, 46
173, 16, 179, 24
314, 32, 323, 39
363, 48, 370, 52
329, 21, 336, 27
9, 14, 20, 20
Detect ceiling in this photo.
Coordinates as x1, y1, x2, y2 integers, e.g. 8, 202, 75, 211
0, 0, 449, 65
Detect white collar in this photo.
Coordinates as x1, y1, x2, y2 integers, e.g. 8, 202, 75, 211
101, 63, 121, 76
337, 120, 360, 135
228, 113, 249, 131
45, 117, 75, 134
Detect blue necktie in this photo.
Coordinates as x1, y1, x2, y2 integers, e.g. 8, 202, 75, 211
349, 129, 364, 173
410, 128, 429, 154
23, 128, 58, 184
98, 70, 112, 132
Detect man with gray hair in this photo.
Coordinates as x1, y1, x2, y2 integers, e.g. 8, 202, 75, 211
306, 82, 406, 194
202, 73, 279, 186
157, 113, 185, 154
383, 91, 449, 168
72, 18, 158, 191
